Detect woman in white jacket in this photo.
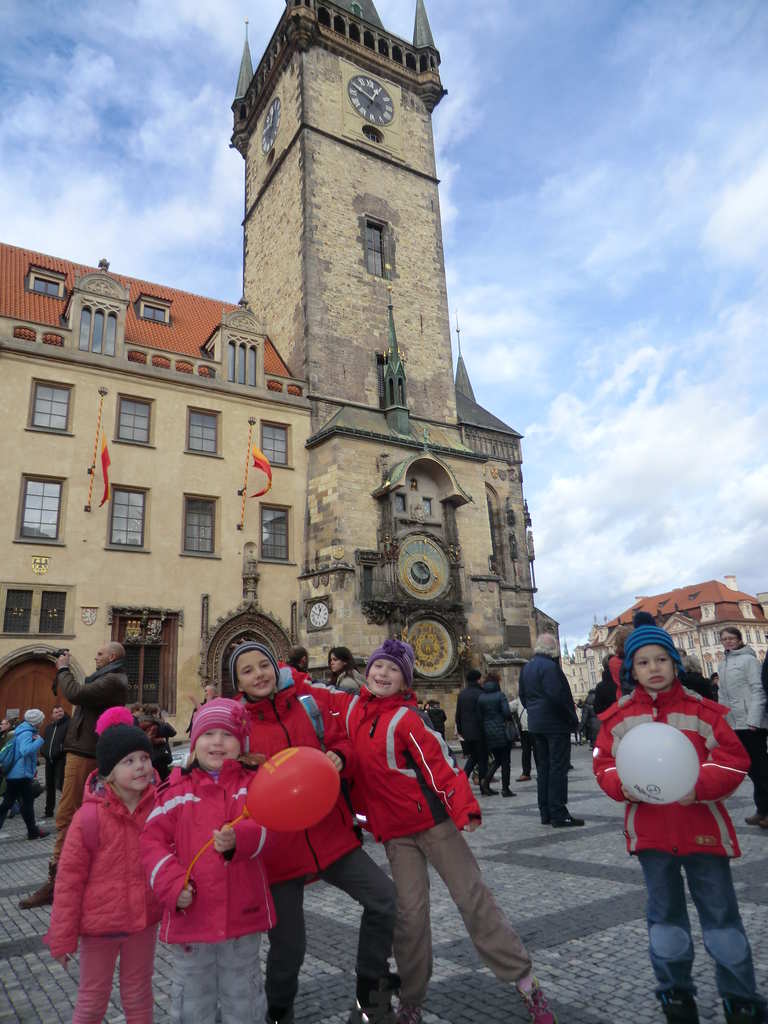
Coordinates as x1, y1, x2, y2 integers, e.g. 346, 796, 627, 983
718, 626, 768, 827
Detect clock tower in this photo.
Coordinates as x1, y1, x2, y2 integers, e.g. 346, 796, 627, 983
231, 0, 547, 698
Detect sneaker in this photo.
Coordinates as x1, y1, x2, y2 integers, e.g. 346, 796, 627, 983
658, 989, 699, 1023
27, 829, 49, 840
516, 774, 532, 782
396, 1006, 422, 1024
551, 817, 584, 828
516, 976, 558, 1023
723, 997, 767, 1023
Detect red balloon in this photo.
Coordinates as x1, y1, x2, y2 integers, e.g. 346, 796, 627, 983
246, 747, 341, 832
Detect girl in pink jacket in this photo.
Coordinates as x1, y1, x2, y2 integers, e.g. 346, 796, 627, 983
140, 698, 274, 1024
45, 707, 162, 1023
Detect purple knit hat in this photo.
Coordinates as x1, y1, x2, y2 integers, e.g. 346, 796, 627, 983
366, 639, 415, 688
190, 698, 249, 753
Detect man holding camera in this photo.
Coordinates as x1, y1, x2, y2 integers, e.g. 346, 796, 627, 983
19, 643, 128, 909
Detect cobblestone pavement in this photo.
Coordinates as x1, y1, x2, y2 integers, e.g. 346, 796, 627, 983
1, 745, 766, 1023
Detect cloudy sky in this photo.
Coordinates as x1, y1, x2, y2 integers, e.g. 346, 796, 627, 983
2, 0, 767, 646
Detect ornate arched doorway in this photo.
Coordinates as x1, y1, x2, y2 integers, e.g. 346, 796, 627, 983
201, 604, 291, 697
0, 645, 82, 721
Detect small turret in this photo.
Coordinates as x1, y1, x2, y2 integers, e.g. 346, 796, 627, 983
234, 20, 254, 102
382, 285, 410, 435
413, 0, 435, 49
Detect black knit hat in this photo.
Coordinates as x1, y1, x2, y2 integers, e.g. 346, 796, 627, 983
96, 719, 152, 778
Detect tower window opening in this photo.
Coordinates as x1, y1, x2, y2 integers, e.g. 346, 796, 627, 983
366, 221, 384, 276
392, 45, 403, 64
239, 104, 246, 119
376, 353, 386, 405
318, 6, 331, 26
388, 380, 394, 405
363, 125, 383, 144
363, 30, 375, 50
398, 378, 405, 405
349, 23, 360, 43
419, 55, 428, 72
378, 38, 389, 57
333, 15, 346, 34
406, 53, 417, 71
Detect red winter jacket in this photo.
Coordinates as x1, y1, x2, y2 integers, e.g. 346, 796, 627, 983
336, 687, 481, 842
593, 680, 749, 858
140, 760, 274, 944
241, 671, 360, 883
45, 772, 162, 959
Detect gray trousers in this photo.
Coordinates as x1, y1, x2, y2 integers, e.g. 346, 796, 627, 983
266, 846, 396, 1009
385, 819, 532, 1006
170, 933, 266, 1024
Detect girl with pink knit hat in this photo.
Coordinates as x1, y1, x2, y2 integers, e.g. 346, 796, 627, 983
140, 697, 274, 1024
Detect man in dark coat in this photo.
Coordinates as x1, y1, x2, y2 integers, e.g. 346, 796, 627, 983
455, 669, 495, 795
519, 634, 583, 827
40, 704, 70, 818
19, 643, 128, 909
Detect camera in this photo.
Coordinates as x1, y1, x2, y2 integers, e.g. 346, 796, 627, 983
52, 648, 69, 658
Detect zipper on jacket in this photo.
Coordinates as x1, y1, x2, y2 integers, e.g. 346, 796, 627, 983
369, 715, 380, 739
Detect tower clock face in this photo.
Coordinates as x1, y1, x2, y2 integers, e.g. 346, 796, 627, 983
261, 97, 281, 154
309, 601, 330, 630
397, 535, 450, 601
347, 75, 394, 126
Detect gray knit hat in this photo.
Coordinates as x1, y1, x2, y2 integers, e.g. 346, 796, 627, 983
24, 709, 44, 726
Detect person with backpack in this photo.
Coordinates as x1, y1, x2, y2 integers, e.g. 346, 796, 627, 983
0, 709, 47, 840
45, 708, 161, 1022
231, 642, 398, 1024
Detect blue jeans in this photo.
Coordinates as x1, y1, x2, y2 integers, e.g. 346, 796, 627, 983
638, 851, 764, 1005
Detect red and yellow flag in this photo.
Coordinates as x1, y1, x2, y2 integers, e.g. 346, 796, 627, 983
250, 446, 273, 498
98, 434, 111, 507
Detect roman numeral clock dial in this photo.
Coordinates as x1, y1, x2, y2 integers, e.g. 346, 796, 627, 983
347, 75, 394, 126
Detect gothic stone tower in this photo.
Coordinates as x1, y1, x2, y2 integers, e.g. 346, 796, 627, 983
232, 0, 542, 695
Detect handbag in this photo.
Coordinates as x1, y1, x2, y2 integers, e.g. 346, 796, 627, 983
504, 717, 520, 745
29, 779, 44, 800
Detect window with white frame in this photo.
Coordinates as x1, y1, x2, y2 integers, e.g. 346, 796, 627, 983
261, 506, 289, 560
110, 489, 146, 548
118, 397, 151, 444
261, 424, 288, 466
184, 498, 215, 554
187, 410, 218, 454
31, 382, 71, 432
20, 478, 63, 540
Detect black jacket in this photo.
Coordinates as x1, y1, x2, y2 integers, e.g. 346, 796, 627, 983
519, 654, 579, 734
55, 662, 129, 758
478, 681, 512, 748
41, 715, 70, 762
455, 684, 484, 742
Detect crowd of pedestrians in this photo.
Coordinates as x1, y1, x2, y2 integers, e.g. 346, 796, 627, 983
0, 619, 766, 1024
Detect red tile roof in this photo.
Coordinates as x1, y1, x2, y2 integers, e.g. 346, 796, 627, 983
608, 580, 766, 627
0, 242, 292, 377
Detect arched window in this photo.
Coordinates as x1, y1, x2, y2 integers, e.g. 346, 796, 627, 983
349, 23, 360, 43
392, 45, 403, 64
406, 53, 417, 71
239, 104, 246, 120
318, 6, 331, 27
388, 379, 395, 405
378, 38, 389, 57
237, 344, 246, 385
486, 486, 504, 577
79, 308, 91, 351
105, 314, 117, 356
363, 30, 375, 49
398, 377, 405, 405
247, 345, 257, 386
333, 15, 346, 34
419, 55, 428, 73
92, 310, 104, 353
227, 341, 236, 382
351, 1, 362, 14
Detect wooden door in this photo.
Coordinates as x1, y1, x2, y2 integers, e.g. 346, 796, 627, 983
0, 659, 71, 723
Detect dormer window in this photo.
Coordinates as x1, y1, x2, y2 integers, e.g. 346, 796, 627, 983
351, 2, 362, 15
701, 603, 715, 621
139, 298, 170, 324
27, 268, 65, 299
739, 601, 755, 619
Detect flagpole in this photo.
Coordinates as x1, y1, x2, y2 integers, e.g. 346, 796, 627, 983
85, 388, 108, 512
237, 417, 257, 531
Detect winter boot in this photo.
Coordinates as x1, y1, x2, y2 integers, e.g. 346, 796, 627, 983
349, 973, 400, 1024
516, 976, 558, 1023
395, 1006, 422, 1024
658, 990, 699, 1023
19, 859, 56, 909
723, 998, 767, 1024
502, 788, 516, 797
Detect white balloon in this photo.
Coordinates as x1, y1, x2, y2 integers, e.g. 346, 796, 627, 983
616, 722, 700, 805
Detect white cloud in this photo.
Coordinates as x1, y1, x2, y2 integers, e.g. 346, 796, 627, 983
703, 156, 768, 265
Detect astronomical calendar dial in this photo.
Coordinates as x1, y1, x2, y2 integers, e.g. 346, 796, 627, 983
407, 620, 455, 679
261, 97, 281, 154
347, 75, 394, 126
308, 601, 330, 629
397, 534, 450, 601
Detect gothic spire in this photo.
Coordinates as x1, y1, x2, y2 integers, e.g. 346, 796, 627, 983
382, 278, 409, 434
413, 0, 435, 49
234, 20, 254, 102
454, 354, 476, 403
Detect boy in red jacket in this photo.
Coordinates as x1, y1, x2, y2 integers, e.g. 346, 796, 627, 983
141, 698, 274, 1024
594, 624, 765, 1024
340, 639, 558, 1024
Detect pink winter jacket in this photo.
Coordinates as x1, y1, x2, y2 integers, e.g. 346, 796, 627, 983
140, 760, 274, 944
45, 772, 162, 959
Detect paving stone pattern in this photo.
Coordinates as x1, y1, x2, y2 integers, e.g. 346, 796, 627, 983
1, 746, 766, 1023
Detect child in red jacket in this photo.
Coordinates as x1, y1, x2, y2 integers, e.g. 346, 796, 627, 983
45, 707, 161, 1023
593, 624, 766, 1024
231, 641, 398, 1024
339, 639, 558, 1024
141, 698, 274, 1024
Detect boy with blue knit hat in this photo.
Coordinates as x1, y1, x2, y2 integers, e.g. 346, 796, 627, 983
594, 623, 765, 1024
